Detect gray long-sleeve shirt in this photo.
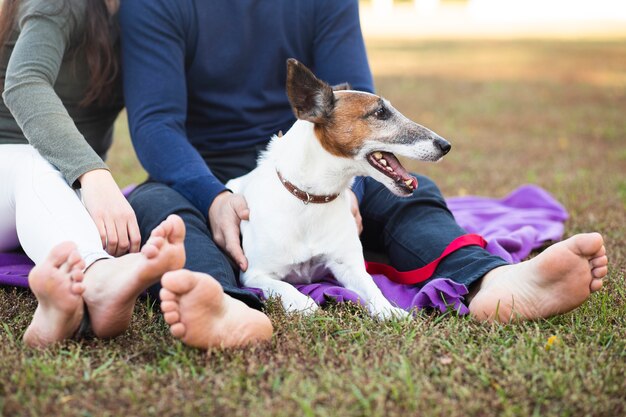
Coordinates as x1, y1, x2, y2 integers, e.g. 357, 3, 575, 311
0, 0, 123, 187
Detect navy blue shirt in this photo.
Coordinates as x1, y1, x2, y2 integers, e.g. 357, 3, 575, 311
120, 0, 374, 216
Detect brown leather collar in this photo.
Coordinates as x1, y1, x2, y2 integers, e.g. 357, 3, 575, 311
276, 170, 339, 204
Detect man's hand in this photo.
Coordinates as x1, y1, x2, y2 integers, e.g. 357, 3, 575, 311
348, 189, 363, 236
208, 191, 250, 271
79, 169, 141, 256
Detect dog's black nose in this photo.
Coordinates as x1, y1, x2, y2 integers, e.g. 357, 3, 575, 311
434, 138, 451, 155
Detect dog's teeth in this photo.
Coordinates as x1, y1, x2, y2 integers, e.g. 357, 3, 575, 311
373, 152, 383, 160
404, 179, 413, 187
385, 166, 393, 172
380, 159, 387, 166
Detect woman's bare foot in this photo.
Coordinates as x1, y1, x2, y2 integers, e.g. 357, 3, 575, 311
469, 233, 608, 322
159, 270, 273, 348
23, 242, 86, 347
82, 215, 186, 338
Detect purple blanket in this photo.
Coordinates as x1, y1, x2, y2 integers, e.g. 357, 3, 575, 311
0, 185, 567, 314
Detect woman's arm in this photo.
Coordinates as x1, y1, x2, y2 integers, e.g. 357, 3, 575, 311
2, 8, 140, 255
2, 10, 106, 188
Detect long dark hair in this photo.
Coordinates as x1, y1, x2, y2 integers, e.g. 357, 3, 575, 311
0, 0, 119, 107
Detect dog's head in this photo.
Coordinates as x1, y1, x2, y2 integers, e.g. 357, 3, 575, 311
285, 58, 451, 196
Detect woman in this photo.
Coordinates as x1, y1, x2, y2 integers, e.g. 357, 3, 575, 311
0, 0, 187, 347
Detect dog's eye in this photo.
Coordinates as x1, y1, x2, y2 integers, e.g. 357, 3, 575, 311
373, 107, 389, 120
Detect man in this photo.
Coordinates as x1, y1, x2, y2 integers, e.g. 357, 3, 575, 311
119, 0, 608, 349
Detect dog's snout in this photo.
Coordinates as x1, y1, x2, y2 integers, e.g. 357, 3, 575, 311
434, 138, 451, 155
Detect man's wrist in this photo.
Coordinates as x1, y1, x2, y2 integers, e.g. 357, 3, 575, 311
207, 190, 232, 218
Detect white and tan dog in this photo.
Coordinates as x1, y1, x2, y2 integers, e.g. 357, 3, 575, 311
226, 59, 451, 319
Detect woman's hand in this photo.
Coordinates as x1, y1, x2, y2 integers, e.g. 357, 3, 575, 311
79, 169, 141, 256
208, 191, 250, 271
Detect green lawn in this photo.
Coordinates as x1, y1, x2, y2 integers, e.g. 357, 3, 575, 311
1, 39, 625, 417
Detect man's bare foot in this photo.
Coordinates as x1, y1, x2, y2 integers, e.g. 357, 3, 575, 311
82, 215, 186, 338
23, 242, 86, 347
159, 270, 273, 348
469, 233, 608, 322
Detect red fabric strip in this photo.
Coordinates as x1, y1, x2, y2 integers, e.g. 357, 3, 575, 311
365, 234, 487, 285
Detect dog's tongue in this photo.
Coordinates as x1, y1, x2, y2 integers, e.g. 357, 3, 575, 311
382, 152, 418, 190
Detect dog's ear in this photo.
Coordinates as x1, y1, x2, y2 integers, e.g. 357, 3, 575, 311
286, 58, 334, 124
331, 82, 351, 91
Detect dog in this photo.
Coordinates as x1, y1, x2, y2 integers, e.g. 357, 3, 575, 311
226, 59, 451, 319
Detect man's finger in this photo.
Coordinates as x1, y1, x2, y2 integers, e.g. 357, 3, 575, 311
232, 196, 250, 220
224, 233, 245, 264
238, 208, 250, 221
223, 226, 247, 271
212, 230, 225, 248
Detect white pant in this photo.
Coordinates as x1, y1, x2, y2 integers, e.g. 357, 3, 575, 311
0, 144, 111, 266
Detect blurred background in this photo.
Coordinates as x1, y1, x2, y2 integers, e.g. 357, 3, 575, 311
360, 0, 626, 39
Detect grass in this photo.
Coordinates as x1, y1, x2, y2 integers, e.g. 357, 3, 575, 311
1, 39, 625, 416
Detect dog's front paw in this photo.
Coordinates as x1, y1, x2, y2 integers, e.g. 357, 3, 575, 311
283, 296, 319, 315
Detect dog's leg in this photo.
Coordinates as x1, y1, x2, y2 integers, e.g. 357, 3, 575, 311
328, 260, 408, 320
242, 271, 319, 315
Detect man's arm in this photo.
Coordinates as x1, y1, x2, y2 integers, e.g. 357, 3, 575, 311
119, 0, 227, 218
313, 0, 374, 93
120, 0, 252, 268
313, 0, 375, 203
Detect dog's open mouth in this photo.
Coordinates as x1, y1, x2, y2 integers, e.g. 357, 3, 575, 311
367, 151, 418, 194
